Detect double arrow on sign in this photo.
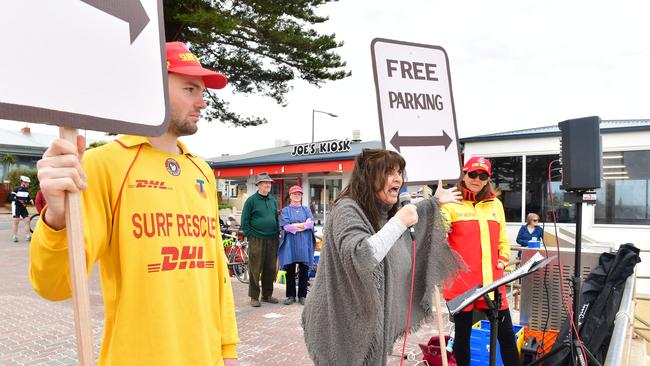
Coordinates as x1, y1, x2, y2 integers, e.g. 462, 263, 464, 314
80, 0, 150, 44
390, 130, 453, 152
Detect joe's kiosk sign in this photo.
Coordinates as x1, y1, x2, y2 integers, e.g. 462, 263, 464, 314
291, 139, 352, 157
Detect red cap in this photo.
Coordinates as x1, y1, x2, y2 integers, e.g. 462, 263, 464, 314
463, 157, 491, 175
166, 42, 228, 89
289, 185, 303, 195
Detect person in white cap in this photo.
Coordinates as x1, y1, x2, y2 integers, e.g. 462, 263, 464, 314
10, 175, 33, 242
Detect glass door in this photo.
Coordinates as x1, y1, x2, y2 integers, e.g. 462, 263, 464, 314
309, 181, 325, 225
308, 176, 343, 225
323, 178, 342, 224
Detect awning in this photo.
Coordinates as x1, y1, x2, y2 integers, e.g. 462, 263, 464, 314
214, 160, 355, 178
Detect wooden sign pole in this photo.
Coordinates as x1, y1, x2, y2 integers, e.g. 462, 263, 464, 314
434, 285, 449, 366
60, 127, 94, 365
425, 184, 448, 366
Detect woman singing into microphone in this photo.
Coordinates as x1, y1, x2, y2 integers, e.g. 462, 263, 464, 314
302, 148, 463, 366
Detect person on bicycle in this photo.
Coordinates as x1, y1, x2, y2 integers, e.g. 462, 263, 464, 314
278, 185, 315, 305
29, 42, 240, 366
10, 175, 33, 242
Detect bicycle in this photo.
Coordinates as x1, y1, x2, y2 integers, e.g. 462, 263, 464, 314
222, 232, 249, 284
29, 213, 40, 233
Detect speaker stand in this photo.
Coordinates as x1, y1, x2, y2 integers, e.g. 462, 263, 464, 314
527, 190, 600, 366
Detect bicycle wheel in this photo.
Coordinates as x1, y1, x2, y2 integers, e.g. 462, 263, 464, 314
232, 262, 248, 283
233, 247, 249, 283
29, 214, 40, 233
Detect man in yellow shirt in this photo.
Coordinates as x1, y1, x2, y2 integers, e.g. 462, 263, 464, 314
29, 42, 240, 366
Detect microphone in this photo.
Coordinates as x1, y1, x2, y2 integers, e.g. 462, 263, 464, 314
399, 192, 416, 240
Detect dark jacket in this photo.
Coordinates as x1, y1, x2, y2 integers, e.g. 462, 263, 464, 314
241, 192, 279, 239
516, 224, 544, 246
546, 243, 640, 366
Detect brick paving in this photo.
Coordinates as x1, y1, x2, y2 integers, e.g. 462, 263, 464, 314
1, 226, 450, 365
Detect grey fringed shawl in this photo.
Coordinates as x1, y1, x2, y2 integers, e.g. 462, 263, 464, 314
302, 197, 463, 366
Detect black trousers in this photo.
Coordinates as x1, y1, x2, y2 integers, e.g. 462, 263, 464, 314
284, 263, 309, 298
248, 236, 278, 299
453, 309, 520, 366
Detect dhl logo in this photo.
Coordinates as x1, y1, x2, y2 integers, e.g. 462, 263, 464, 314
130, 180, 171, 190
147, 246, 214, 272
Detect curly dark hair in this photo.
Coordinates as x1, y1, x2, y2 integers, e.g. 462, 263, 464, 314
335, 148, 405, 231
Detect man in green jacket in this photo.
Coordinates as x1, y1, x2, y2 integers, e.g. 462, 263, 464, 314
241, 172, 280, 307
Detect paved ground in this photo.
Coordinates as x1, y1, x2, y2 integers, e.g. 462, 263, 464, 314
0, 226, 447, 366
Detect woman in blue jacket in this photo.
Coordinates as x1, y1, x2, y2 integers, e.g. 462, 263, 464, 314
516, 213, 543, 246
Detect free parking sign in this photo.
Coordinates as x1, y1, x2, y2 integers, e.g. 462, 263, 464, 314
371, 38, 462, 185
0, 0, 169, 136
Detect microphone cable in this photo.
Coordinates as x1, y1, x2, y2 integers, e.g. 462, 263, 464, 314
399, 236, 417, 366
547, 159, 588, 364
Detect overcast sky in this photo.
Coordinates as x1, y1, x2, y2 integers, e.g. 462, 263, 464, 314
4, 0, 650, 159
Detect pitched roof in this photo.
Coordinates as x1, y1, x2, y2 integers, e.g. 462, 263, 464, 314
0, 123, 108, 156
0, 125, 58, 156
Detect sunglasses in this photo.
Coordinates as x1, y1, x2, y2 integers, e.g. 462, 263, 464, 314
467, 171, 490, 181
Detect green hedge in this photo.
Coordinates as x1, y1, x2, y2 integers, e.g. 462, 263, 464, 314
218, 202, 233, 210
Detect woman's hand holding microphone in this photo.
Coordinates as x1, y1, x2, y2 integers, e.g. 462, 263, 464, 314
395, 204, 418, 228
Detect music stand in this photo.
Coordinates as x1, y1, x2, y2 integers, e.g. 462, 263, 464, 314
447, 253, 556, 366
527, 190, 601, 366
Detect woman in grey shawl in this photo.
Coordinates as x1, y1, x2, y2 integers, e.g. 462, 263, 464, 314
302, 148, 463, 366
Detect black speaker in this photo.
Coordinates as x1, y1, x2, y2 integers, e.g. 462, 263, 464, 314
558, 116, 602, 191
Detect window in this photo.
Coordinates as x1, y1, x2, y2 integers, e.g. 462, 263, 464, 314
595, 150, 650, 225
473, 149, 650, 226
225, 180, 246, 198
526, 155, 576, 224
490, 156, 522, 222
229, 185, 238, 198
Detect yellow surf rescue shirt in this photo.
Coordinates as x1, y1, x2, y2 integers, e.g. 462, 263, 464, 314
29, 135, 239, 365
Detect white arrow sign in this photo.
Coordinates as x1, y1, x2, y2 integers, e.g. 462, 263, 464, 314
0, 0, 169, 136
372, 38, 462, 185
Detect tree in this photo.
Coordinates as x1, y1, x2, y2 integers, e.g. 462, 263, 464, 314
164, 0, 350, 127
0, 153, 16, 166
1, 153, 16, 180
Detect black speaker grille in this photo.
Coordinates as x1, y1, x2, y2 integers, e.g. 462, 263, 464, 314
558, 116, 602, 191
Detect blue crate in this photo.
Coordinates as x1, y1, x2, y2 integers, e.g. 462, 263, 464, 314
308, 251, 320, 278
470, 320, 523, 366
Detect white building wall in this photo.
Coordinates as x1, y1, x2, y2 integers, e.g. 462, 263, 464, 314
463, 130, 650, 159
464, 130, 650, 249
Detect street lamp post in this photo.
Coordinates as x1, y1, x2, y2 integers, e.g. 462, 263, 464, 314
312, 109, 338, 143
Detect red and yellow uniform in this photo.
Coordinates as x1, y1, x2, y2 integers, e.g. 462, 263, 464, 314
29, 135, 239, 365
441, 193, 510, 311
